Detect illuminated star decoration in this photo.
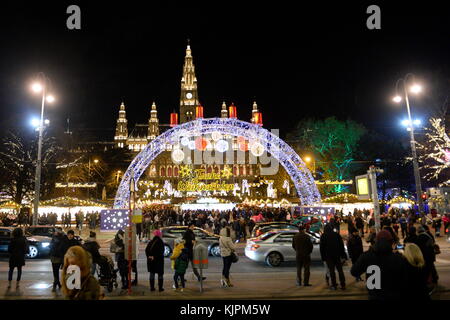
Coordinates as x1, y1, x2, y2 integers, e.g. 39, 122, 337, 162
221, 165, 233, 179
179, 165, 192, 178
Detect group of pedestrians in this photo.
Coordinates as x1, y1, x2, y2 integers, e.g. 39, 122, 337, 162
6, 226, 103, 299
292, 215, 441, 300
110, 221, 237, 293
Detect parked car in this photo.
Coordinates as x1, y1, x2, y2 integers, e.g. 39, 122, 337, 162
245, 229, 322, 267
160, 226, 221, 257
251, 222, 301, 238
0, 227, 52, 259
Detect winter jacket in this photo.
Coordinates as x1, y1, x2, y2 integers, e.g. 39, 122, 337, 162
416, 232, 435, 264
174, 248, 190, 274
65, 275, 102, 300
219, 227, 235, 257
49, 234, 65, 264
8, 236, 29, 267
350, 239, 407, 300
347, 234, 363, 262
403, 258, 430, 300
83, 238, 101, 264
145, 236, 164, 274
61, 236, 82, 256
183, 229, 196, 258
292, 231, 313, 258
319, 225, 347, 262
113, 231, 125, 253
170, 241, 185, 270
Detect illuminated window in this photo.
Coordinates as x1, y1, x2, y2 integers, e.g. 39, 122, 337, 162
207, 166, 212, 174
168, 166, 173, 177
160, 167, 166, 177
214, 166, 219, 174
174, 166, 179, 177
239, 165, 244, 176
233, 165, 237, 176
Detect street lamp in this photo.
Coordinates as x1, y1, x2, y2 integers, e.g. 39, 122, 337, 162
30, 73, 55, 226
392, 73, 425, 223
87, 158, 99, 200
304, 155, 316, 177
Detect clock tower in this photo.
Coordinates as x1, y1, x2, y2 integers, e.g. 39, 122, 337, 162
179, 42, 199, 123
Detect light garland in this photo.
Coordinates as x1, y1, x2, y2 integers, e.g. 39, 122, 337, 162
114, 118, 321, 208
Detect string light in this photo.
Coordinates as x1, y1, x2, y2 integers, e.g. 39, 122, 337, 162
114, 118, 321, 208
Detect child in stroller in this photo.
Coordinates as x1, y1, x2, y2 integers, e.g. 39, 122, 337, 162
96, 255, 118, 292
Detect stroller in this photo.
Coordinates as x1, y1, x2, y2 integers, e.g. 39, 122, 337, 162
96, 255, 118, 292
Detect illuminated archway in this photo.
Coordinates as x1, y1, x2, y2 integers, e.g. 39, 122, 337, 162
114, 118, 320, 208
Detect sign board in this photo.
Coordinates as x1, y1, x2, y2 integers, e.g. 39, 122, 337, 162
131, 209, 143, 223
100, 209, 130, 231
356, 174, 371, 201
55, 182, 97, 188
124, 224, 137, 260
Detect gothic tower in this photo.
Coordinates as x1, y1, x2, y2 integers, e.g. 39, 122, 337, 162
221, 101, 228, 118
179, 42, 199, 123
114, 102, 128, 148
148, 101, 159, 140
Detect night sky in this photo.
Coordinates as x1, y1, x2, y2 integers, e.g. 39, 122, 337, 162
1, 2, 449, 140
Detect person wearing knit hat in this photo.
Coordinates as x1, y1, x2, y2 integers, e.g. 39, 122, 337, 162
376, 229, 393, 242
145, 229, 165, 292
351, 227, 407, 300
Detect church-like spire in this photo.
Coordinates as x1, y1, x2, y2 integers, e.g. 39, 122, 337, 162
148, 101, 159, 140
180, 41, 199, 123
221, 101, 228, 118
115, 102, 128, 148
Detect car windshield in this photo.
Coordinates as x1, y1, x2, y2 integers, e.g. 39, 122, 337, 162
258, 232, 277, 241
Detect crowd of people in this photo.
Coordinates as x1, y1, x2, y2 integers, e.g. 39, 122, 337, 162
2, 204, 449, 300
293, 208, 443, 300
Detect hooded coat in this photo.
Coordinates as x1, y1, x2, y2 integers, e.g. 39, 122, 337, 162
319, 224, 347, 262
145, 236, 164, 274
350, 239, 407, 300
8, 236, 29, 268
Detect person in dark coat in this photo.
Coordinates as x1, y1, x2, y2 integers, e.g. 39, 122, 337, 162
182, 223, 204, 281
82, 231, 101, 276
347, 227, 364, 281
145, 229, 165, 292
402, 243, 430, 300
292, 224, 313, 286
320, 224, 347, 290
351, 230, 407, 300
7, 228, 29, 289
113, 229, 128, 289
355, 216, 365, 236
49, 228, 65, 291
416, 225, 438, 286
404, 226, 419, 246
61, 229, 81, 256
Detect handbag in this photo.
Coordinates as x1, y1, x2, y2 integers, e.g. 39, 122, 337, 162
230, 252, 239, 263
109, 241, 118, 253
434, 244, 441, 255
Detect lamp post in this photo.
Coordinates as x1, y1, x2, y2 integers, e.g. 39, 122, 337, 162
87, 158, 99, 200
304, 156, 316, 177
30, 73, 55, 226
393, 74, 425, 224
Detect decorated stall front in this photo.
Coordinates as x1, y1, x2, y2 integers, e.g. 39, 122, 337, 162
37, 196, 109, 221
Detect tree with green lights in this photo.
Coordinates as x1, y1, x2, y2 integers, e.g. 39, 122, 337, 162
288, 117, 366, 195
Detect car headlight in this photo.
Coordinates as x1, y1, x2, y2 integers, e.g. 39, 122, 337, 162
41, 242, 50, 248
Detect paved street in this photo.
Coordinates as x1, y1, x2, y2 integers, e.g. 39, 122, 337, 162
1, 227, 450, 299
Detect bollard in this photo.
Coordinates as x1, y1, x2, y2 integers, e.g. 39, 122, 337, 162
193, 243, 208, 293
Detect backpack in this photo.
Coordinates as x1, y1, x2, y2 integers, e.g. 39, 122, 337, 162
175, 249, 189, 273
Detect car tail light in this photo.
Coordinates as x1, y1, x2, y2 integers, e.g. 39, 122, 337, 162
250, 244, 260, 251
256, 230, 261, 236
